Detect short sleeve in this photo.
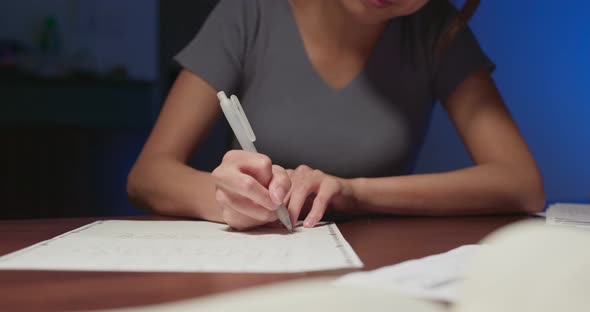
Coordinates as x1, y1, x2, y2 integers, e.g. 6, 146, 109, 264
431, 15, 495, 102
433, 29, 495, 101
174, 0, 255, 93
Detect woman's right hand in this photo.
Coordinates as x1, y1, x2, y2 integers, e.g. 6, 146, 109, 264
211, 150, 291, 231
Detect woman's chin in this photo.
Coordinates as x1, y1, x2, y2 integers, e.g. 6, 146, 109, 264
342, 0, 429, 23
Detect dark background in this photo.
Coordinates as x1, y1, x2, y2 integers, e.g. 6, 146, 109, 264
0, 1, 588, 219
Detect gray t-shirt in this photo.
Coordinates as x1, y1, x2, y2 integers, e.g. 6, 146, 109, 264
175, 0, 493, 178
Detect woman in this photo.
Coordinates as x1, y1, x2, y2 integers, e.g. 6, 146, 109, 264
128, 0, 544, 230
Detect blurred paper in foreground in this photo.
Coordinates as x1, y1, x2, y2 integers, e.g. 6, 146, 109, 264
335, 245, 480, 302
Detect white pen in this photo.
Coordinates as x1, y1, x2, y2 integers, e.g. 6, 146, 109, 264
217, 91, 293, 232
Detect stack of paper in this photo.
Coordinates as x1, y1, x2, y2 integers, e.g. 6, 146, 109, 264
546, 203, 590, 229
334, 245, 481, 302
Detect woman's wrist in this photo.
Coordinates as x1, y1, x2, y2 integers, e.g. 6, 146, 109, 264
331, 177, 363, 215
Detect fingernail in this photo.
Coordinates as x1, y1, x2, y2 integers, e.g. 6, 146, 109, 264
303, 220, 313, 228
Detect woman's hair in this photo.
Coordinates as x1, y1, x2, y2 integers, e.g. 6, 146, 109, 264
435, 0, 480, 57
400, 0, 481, 64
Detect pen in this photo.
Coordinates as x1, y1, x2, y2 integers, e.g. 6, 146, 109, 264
217, 91, 293, 232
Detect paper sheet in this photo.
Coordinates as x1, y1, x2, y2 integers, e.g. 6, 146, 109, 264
104, 278, 446, 312
547, 203, 590, 229
0, 220, 362, 273
334, 245, 481, 302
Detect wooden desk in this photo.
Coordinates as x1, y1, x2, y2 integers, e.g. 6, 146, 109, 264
0, 215, 528, 311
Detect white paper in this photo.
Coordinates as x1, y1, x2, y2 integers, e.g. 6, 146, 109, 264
104, 278, 446, 312
0, 220, 362, 273
547, 203, 590, 228
334, 245, 481, 302
533, 211, 546, 218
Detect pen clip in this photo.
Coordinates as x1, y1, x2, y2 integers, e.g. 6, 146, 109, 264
230, 95, 256, 143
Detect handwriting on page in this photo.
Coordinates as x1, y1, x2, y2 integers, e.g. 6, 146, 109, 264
0, 220, 363, 273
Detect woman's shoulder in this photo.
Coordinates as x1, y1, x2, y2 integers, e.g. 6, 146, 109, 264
403, 0, 455, 37
213, 0, 286, 20
211, 0, 289, 38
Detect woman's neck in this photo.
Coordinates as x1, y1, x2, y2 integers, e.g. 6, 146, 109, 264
289, 0, 387, 51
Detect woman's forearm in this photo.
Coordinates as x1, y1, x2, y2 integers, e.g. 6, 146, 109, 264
127, 157, 223, 222
347, 163, 545, 216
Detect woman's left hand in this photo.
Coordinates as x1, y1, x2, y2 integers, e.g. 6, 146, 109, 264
285, 165, 356, 228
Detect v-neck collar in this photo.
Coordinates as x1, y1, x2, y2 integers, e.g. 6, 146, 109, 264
284, 0, 393, 93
